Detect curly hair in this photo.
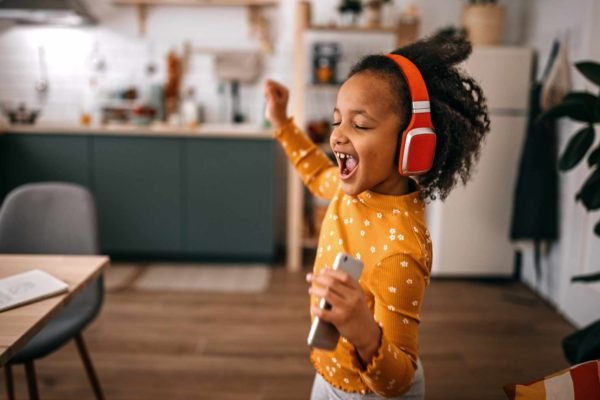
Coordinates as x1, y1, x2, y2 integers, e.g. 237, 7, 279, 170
347, 27, 491, 201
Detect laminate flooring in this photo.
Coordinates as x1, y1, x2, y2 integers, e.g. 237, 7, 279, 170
1, 263, 575, 400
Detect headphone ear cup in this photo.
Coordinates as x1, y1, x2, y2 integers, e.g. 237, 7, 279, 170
399, 129, 437, 176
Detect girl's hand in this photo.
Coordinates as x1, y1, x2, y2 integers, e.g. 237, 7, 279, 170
307, 269, 382, 366
263, 79, 290, 130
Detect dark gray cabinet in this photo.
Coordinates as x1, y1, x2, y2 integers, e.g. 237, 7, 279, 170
92, 137, 182, 255
1, 134, 91, 196
0, 132, 278, 261
184, 139, 276, 258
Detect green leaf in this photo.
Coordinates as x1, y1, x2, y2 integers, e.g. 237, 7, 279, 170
558, 126, 595, 171
572, 271, 600, 283
576, 61, 600, 87
588, 145, 600, 167
564, 92, 599, 121
537, 100, 593, 124
576, 167, 600, 210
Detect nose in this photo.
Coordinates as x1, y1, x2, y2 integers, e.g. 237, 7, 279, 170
330, 127, 349, 146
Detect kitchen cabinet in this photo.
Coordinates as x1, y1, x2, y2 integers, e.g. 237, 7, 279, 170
184, 139, 276, 258
0, 134, 91, 199
92, 137, 182, 255
0, 130, 279, 261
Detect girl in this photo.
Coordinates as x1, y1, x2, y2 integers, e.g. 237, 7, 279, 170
263, 29, 490, 399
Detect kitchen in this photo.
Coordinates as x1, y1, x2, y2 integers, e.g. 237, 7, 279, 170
0, 1, 599, 399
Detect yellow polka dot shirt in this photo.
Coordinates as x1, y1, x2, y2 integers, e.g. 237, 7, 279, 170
275, 119, 433, 397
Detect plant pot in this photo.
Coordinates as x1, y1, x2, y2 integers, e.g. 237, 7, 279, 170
339, 11, 359, 26
462, 4, 506, 46
364, 1, 382, 28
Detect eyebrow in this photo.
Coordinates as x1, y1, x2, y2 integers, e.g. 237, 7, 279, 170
333, 108, 374, 119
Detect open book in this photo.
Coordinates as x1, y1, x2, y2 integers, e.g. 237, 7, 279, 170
0, 269, 69, 312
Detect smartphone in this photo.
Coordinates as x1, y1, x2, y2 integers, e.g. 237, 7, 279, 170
307, 252, 364, 350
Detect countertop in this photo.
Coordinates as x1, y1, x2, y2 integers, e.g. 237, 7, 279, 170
0, 122, 274, 140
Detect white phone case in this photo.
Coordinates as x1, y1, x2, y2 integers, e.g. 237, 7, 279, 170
307, 253, 364, 350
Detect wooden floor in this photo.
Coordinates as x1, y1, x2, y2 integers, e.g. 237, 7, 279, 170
2, 263, 575, 400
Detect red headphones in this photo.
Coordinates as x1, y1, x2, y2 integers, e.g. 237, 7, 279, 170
385, 54, 437, 176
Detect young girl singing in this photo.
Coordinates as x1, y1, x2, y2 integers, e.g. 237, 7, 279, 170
264, 29, 490, 399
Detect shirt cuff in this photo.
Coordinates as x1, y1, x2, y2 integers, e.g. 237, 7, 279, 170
356, 330, 416, 386
273, 117, 295, 138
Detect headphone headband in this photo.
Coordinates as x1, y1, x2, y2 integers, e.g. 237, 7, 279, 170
384, 54, 433, 123
384, 53, 437, 176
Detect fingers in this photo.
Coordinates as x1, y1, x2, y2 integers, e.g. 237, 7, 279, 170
317, 268, 360, 290
311, 304, 336, 323
263, 79, 289, 102
309, 282, 345, 309
307, 269, 357, 303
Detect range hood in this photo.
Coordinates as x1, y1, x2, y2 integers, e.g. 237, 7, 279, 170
0, 0, 97, 25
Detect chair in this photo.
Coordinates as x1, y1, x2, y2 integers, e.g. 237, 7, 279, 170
0, 182, 105, 400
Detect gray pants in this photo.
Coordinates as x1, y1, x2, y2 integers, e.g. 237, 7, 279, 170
310, 359, 425, 400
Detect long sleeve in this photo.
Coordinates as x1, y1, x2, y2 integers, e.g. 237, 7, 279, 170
274, 118, 338, 200
356, 253, 429, 397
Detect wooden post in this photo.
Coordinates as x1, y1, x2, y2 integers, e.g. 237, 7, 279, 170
137, 4, 147, 36
287, 1, 310, 272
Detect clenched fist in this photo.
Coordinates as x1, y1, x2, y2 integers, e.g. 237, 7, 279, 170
263, 79, 290, 130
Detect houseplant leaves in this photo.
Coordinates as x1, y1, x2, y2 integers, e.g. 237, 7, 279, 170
558, 125, 595, 171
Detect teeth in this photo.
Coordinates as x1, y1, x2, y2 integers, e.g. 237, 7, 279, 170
335, 152, 353, 160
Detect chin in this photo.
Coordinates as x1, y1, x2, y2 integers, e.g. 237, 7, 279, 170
340, 181, 364, 196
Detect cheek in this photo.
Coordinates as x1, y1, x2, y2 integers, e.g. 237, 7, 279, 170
361, 143, 396, 177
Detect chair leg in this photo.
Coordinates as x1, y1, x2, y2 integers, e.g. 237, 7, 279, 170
24, 361, 40, 400
74, 334, 104, 400
4, 364, 15, 400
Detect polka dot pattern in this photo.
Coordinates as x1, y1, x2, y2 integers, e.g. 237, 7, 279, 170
276, 120, 432, 396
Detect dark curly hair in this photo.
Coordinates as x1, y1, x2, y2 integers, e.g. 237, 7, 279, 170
348, 27, 490, 201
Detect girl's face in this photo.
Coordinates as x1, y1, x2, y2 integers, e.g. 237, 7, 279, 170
330, 72, 408, 196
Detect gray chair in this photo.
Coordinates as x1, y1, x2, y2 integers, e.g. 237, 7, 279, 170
0, 183, 105, 400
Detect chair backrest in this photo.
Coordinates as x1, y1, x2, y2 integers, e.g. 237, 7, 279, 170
0, 182, 104, 321
0, 182, 99, 255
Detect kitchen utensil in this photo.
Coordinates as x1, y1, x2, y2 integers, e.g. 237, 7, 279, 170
1, 102, 40, 124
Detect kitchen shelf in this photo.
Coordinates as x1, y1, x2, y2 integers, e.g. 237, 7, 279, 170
284, 1, 419, 272
302, 236, 318, 249
307, 24, 398, 34
112, 0, 278, 6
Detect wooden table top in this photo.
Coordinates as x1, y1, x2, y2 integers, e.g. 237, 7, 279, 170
0, 254, 110, 366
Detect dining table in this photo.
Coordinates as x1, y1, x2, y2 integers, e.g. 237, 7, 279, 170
0, 254, 110, 366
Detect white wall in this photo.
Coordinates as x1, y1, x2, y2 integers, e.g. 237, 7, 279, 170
0, 2, 282, 124
0, 0, 528, 125
517, 0, 600, 328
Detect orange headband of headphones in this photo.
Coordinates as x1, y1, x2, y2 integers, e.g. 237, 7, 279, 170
384, 54, 437, 176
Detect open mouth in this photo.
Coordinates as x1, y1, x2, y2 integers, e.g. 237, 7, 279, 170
334, 151, 359, 180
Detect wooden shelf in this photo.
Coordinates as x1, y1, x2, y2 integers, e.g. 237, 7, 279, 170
302, 236, 318, 249
113, 0, 278, 6
306, 24, 397, 34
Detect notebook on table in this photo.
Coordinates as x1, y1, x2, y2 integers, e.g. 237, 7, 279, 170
0, 269, 69, 312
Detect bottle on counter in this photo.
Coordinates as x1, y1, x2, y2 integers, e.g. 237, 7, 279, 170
80, 77, 98, 126
181, 87, 199, 128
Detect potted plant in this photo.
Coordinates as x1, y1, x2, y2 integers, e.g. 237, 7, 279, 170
539, 60, 600, 242
539, 60, 600, 364
363, 0, 393, 28
462, 0, 506, 46
337, 0, 363, 26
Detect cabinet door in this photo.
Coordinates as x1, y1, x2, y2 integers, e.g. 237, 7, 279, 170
92, 137, 182, 254
185, 139, 276, 260
2, 134, 91, 198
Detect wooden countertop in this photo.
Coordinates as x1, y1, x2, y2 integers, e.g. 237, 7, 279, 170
0, 122, 275, 140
